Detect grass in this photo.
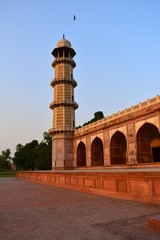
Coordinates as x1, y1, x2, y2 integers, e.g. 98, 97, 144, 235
0, 171, 16, 177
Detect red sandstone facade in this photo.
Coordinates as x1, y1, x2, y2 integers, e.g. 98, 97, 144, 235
49, 38, 160, 170
16, 170, 160, 205
74, 96, 160, 168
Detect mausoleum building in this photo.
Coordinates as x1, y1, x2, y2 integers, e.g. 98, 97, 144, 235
49, 38, 160, 170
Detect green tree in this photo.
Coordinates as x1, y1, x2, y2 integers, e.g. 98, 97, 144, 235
94, 111, 104, 120
82, 111, 104, 127
0, 149, 11, 171
13, 144, 25, 170
35, 132, 52, 170
13, 132, 52, 170
13, 140, 38, 170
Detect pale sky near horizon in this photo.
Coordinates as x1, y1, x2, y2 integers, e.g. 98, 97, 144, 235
0, 0, 160, 156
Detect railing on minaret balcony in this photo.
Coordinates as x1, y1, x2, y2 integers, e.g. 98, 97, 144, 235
50, 77, 77, 88
49, 99, 78, 110
52, 57, 76, 68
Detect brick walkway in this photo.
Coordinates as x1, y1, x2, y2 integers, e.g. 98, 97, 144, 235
0, 178, 160, 240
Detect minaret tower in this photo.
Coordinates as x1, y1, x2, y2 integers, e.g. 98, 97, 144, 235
49, 37, 78, 169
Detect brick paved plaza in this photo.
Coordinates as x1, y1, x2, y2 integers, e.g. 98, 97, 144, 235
0, 178, 160, 240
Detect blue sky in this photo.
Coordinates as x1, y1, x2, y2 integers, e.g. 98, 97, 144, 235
0, 0, 160, 155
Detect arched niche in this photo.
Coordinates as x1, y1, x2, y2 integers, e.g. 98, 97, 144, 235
137, 123, 160, 163
91, 137, 104, 166
110, 131, 127, 165
77, 141, 86, 166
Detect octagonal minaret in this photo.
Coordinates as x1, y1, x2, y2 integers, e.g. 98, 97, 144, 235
49, 37, 78, 169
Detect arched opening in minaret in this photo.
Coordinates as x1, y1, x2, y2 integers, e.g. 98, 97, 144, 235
91, 137, 104, 166
59, 50, 63, 58
77, 142, 86, 166
65, 50, 68, 58
110, 131, 127, 165
137, 123, 160, 163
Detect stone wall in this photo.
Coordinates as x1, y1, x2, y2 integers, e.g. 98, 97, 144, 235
16, 170, 160, 205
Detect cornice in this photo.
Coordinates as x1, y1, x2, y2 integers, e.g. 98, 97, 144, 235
50, 100, 78, 110
50, 78, 77, 88
52, 57, 76, 68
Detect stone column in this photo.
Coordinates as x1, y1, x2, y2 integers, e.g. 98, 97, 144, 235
86, 136, 91, 167
103, 131, 111, 166
127, 122, 137, 165
73, 140, 77, 167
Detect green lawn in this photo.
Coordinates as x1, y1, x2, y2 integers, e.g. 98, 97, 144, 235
0, 171, 16, 177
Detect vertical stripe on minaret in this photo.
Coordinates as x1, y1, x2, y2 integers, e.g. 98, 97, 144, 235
49, 38, 78, 170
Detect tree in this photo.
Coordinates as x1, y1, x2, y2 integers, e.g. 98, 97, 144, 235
35, 132, 52, 170
13, 140, 38, 170
94, 111, 104, 120
16, 143, 23, 152
13, 132, 52, 170
35, 142, 52, 170
82, 111, 104, 127
43, 132, 52, 145
0, 149, 11, 171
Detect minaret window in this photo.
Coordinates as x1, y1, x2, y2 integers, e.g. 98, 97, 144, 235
59, 50, 63, 57
65, 51, 68, 58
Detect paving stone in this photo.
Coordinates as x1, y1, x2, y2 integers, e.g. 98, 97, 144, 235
0, 178, 160, 240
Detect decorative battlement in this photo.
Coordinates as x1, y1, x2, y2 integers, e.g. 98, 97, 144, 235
75, 95, 160, 133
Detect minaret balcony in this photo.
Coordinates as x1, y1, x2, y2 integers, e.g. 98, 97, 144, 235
50, 100, 78, 110
49, 127, 75, 135
50, 78, 77, 88
52, 57, 76, 68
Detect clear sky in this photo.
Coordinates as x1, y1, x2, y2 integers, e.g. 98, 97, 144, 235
0, 0, 160, 156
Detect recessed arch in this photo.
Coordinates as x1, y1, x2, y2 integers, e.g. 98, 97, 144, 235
135, 117, 159, 134
77, 141, 86, 166
137, 123, 160, 163
91, 137, 104, 166
110, 131, 127, 165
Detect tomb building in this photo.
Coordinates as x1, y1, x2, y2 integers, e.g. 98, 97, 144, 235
49, 38, 160, 170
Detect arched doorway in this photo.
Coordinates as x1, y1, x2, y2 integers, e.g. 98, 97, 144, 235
91, 137, 104, 166
137, 123, 160, 163
77, 141, 86, 166
110, 131, 127, 165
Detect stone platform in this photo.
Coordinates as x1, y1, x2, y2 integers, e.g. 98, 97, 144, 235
1, 177, 160, 240
16, 167, 160, 205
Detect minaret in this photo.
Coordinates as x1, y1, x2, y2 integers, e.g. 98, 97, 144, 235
49, 37, 78, 170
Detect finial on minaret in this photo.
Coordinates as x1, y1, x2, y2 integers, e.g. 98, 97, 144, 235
63, 34, 65, 39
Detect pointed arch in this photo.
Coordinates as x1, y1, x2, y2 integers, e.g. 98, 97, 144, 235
135, 117, 159, 135
137, 123, 160, 163
110, 131, 127, 165
77, 141, 86, 166
91, 137, 104, 166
